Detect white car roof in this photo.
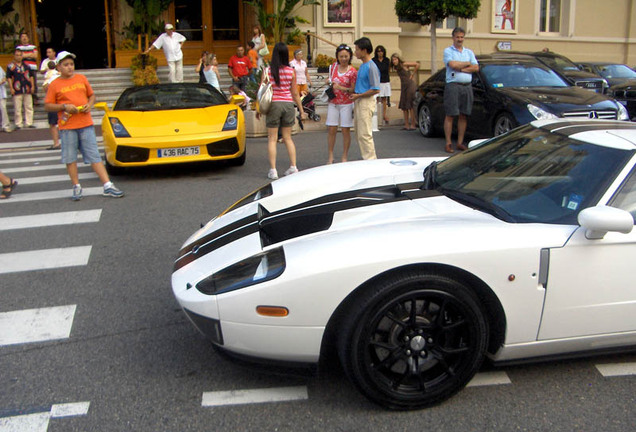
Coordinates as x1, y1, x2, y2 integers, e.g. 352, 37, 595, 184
531, 119, 636, 149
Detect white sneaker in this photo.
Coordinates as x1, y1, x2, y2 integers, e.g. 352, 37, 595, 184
284, 166, 299, 176
267, 169, 278, 180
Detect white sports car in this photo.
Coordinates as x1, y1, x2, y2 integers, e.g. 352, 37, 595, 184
172, 119, 636, 410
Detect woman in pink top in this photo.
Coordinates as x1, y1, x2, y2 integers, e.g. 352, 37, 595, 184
260, 42, 306, 180
326, 44, 357, 164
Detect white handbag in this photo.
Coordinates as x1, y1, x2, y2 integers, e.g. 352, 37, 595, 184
257, 67, 273, 115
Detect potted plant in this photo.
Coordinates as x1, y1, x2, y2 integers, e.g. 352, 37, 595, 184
131, 54, 159, 86
115, 0, 170, 67
314, 53, 335, 73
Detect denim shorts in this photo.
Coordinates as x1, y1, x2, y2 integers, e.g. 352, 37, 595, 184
60, 126, 102, 164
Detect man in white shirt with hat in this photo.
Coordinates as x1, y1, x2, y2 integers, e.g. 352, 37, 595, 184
144, 23, 187, 83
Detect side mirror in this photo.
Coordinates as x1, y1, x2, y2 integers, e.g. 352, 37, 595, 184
94, 102, 109, 112
230, 95, 245, 106
577, 206, 633, 239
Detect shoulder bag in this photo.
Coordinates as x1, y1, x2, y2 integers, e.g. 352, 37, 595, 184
257, 67, 273, 115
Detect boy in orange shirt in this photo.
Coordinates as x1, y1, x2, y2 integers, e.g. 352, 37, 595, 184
247, 41, 258, 82
44, 51, 124, 201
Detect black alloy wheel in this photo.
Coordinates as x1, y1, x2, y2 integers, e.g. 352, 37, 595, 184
338, 271, 488, 410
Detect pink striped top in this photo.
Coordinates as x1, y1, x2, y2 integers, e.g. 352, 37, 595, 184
268, 66, 295, 102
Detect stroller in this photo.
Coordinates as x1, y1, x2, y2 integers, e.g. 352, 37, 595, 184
301, 91, 321, 122
300, 82, 330, 122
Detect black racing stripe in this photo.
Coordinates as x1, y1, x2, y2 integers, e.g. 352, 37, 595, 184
173, 182, 442, 270
259, 187, 442, 247
173, 214, 258, 271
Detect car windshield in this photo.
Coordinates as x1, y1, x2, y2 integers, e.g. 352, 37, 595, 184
596, 64, 636, 79
481, 64, 568, 88
540, 55, 580, 72
114, 84, 228, 111
431, 124, 633, 224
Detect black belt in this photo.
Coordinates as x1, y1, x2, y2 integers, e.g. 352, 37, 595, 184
449, 82, 471, 86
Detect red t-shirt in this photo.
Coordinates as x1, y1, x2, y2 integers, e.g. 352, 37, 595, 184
228, 55, 251, 78
44, 73, 94, 130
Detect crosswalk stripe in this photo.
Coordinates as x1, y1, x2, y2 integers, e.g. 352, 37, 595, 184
0, 412, 50, 431
202, 386, 309, 407
0, 187, 104, 204
0, 147, 103, 158
0, 401, 90, 430
0, 210, 102, 231
0, 155, 62, 165
595, 362, 636, 377
0, 305, 76, 346
6, 173, 98, 185
50, 402, 90, 418
1, 164, 75, 174
466, 371, 512, 387
0, 246, 91, 274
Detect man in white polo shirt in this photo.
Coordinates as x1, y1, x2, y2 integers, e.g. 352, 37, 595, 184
145, 23, 187, 83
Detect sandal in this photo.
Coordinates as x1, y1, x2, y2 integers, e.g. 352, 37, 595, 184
444, 144, 454, 154
1, 178, 17, 199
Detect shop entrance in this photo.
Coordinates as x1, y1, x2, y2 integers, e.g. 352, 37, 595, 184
35, 0, 108, 69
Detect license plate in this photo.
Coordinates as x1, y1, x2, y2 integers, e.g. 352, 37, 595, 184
158, 146, 200, 158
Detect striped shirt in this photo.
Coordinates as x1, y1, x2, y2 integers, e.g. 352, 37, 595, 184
269, 66, 295, 102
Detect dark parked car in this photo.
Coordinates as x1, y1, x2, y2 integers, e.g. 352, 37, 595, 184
498, 51, 608, 94
577, 62, 636, 87
415, 54, 629, 138
607, 80, 636, 120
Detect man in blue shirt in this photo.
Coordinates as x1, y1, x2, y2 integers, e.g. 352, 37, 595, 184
352, 37, 380, 160
443, 27, 479, 154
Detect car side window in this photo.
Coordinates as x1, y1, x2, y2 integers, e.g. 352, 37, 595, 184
610, 167, 636, 224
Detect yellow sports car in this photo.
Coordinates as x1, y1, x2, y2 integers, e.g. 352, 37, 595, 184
96, 83, 246, 174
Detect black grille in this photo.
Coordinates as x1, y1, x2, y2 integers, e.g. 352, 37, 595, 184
206, 138, 240, 156
115, 145, 150, 162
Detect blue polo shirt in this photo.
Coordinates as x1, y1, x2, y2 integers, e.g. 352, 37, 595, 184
354, 60, 380, 94
443, 45, 478, 84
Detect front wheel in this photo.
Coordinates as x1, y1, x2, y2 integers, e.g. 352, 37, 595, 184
418, 105, 435, 137
104, 158, 125, 176
493, 113, 517, 136
337, 271, 488, 410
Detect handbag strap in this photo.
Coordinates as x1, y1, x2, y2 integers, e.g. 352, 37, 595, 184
262, 67, 270, 84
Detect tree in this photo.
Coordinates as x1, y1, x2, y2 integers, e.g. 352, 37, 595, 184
245, 0, 320, 44
395, 0, 481, 73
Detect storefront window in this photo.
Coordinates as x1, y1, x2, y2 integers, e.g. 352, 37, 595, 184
175, 0, 203, 41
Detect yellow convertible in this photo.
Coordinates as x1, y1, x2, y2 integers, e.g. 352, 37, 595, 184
95, 83, 246, 174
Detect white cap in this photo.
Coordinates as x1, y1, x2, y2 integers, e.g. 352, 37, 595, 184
165, 23, 174, 30
55, 51, 76, 64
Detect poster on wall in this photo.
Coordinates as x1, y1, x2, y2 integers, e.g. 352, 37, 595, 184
324, 0, 356, 27
492, 0, 517, 33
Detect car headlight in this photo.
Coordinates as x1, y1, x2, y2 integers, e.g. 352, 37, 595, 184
196, 247, 285, 295
109, 117, 131, 137
527, 104, 558, 120
617, 101, 630, 120
222, 109, 239, 131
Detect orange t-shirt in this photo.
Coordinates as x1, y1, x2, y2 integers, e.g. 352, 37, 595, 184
247, 49, 258, 68
44, 73, 94, 130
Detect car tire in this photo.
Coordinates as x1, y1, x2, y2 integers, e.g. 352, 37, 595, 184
104, 159, 126, 176
418, 105, 435, 137
230, 148, 246, 166
337, 270, 488, 410
493, 113, 517, 136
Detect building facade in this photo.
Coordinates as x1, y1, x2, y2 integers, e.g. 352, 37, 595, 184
2, 0, 636, 72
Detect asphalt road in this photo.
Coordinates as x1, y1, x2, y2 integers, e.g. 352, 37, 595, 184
0, 126, 634, 431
